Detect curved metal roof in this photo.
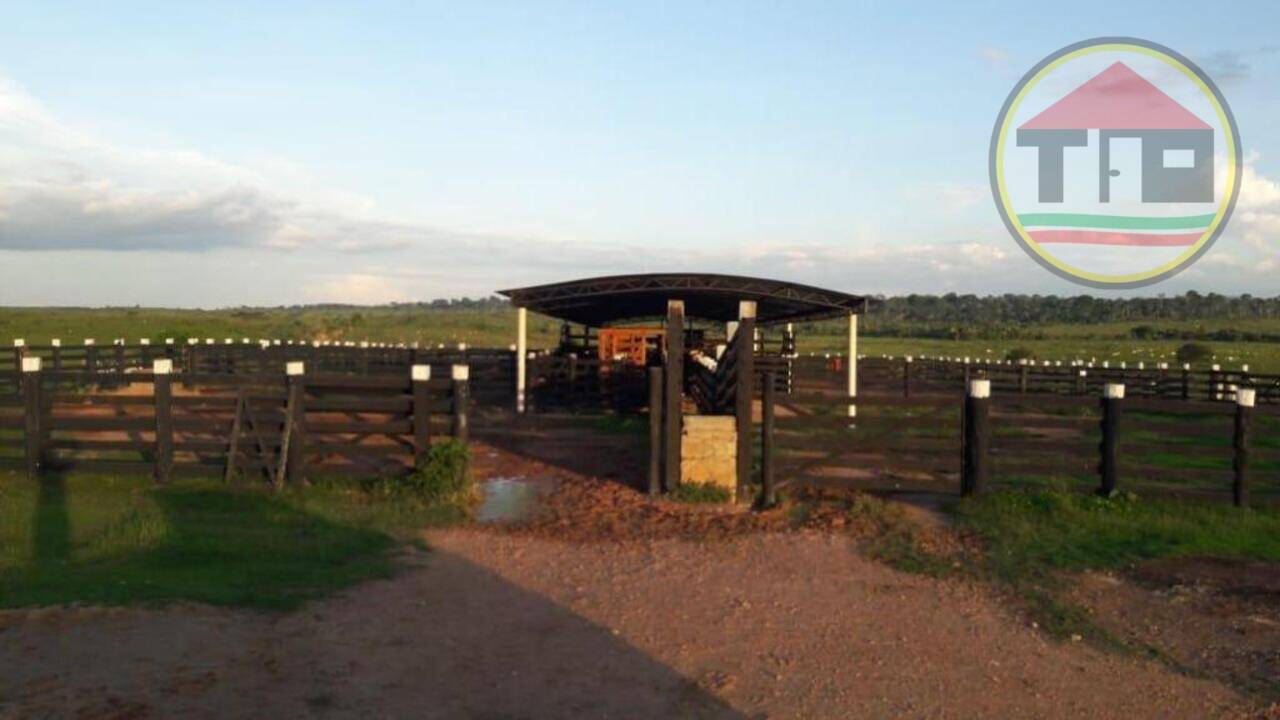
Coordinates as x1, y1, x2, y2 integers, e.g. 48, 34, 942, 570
498, 273, 865, 326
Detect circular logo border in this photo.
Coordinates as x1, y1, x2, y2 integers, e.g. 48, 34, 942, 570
989, 37, 1243, 289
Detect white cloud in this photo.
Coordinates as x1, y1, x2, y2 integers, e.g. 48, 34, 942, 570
0, 74, 480, 254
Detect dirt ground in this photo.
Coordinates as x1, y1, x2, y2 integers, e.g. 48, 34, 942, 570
1, 419, 1277, 718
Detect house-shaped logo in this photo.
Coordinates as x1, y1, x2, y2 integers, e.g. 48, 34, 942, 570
990, 38, 1241, 289
1018, 62, 1213, 207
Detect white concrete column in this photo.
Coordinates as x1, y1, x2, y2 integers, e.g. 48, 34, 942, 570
847, 312, 858, 418
516, 306, 528, 413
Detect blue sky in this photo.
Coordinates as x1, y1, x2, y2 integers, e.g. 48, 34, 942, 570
0, 1, 1277, 306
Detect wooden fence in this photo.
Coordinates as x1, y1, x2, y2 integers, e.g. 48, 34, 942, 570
803, 355, 1280, 405
0, 358, 470, 484
2, 340, 514, 406
767, 360, 1280, 507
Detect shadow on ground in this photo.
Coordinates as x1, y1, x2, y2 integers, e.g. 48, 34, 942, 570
472, 408, 649, 489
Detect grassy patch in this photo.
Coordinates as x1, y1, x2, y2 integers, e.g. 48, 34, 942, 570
0, 462, 470, 610
667, 482, 732, 504
953, 488, 1280, 640
573, 414, 649, 436
846, 495, 955, 577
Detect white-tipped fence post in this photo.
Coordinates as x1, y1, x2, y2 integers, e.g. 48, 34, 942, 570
411, 365, 433, 466
21, 356, 42, 478
1099, 383, 1125, 496
1234, 388, 1256, 508
961, 379, 991, 497
451, 365, 470, 444
280, 362, 307, 489
153, 359, 174, 484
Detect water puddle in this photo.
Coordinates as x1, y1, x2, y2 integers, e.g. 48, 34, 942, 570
476, 476, 558, 524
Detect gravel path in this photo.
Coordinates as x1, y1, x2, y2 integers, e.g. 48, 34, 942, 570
0, 527, 1255, 719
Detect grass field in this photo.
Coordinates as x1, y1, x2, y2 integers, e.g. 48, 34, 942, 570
2, 306, 1280, 371
0, 471, 470, 610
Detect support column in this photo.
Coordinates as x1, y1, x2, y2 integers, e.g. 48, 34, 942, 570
663, 300, 684, 492
846, 312, 858, 419
735, 301, 757, 502
516, 307, 528, 413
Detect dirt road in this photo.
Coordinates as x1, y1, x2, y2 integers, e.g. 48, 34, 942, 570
0, 524, 1256, 719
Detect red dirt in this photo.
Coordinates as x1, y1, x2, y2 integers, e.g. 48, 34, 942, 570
1074, 557, 1280, 704
0, 418, 1275, 718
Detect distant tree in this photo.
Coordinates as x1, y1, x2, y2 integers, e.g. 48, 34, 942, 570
1175, 342, 1214, 366
1005, 347, 1035, 362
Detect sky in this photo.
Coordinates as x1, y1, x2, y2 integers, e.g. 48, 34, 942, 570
0, 0, 1277, 307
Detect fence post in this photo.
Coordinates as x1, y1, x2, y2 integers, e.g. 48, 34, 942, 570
961, 379, 990, 497
1018, 361, 1029, 395
85, 339, 98, 381
412, 365, 432, 467
1099, 383, 1124, 497
903, 356, 912, 398
21, 356, 43, 479
154, 359, 174, 484
1181, 363, 1191, 401
282, 362, 308, 487
1076, 369, 1087, 395
12, 339, 24, 386
735, 301, 757, 502
1233, 388, 1255, 508
451, 365, 470, 444
759, 370, 777, 509
648, 367, 664, 497
664, 300, 685, 492
114, 341, 126, 387
51, 339, 62, 376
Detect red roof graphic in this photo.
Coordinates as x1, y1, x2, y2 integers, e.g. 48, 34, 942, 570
1019, 62, 1211, 131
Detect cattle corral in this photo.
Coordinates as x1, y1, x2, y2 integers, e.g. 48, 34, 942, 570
3, 332, 1276, 507
3, 292, 1280, 718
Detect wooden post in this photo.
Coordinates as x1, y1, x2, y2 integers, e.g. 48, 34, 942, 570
12, 340, 24, 388
451, 365, 470, 444
153, 359, 174, 484
1099, 383, 1124, 497
85, 339, 98, 381
51, 339, 62, 377
516, 307, 528, 413
759, 370, 777, 508
846, 312, 858, 419
21, 356, 42, 479
735, 301, 757, 501
961, 379, 990, 497
1076, 369, 1087, 395
648, 367, 663, 497
282, 362, 307, 487
185, 343, 198, 389
902, 356, 913, 398
1233, 388, 1255, 508
412, 365, 432, 466
114, 341, 126, 387
1018, 361, 1029, 395
664, 300, 684, 492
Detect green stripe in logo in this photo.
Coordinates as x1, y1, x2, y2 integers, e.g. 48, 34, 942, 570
1017, 213, 1217, 230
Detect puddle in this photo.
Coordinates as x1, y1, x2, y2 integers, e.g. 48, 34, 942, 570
476, 476, 558, 524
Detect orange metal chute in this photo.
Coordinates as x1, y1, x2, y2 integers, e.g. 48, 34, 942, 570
597, 327, 664, 365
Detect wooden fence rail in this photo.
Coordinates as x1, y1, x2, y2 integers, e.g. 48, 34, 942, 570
774, 363, 1280, 507
0, 359, 469, 485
